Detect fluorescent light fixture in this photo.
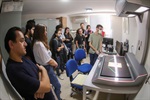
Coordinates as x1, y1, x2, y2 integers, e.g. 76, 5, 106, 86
128, 14, 136, 17
85, 8, 93, 12
135, 7, 149, 13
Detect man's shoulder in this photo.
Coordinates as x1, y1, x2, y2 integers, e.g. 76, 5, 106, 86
6, 58, 20, 66
6, 57, 37, 73
6, 59, 22, 73
90, 33, 96, 37
7, 57, 34, 67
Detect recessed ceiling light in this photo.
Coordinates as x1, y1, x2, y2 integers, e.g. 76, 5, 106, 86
61, 0, 69, 2
85, 8, 93, 12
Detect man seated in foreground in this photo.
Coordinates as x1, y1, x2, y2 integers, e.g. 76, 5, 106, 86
4, 27, 55, 100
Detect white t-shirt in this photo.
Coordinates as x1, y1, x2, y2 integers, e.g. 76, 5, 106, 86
33, 41, 52, 66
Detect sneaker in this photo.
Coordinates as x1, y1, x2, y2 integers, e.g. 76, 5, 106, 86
58, 76, 64, 80
61, 71, 65, 74
86, 90, 92, 95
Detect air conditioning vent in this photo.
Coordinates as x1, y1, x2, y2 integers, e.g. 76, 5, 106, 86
1, 1, 23, 13
72, 17, 87, 24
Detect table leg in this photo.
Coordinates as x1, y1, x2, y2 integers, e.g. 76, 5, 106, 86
83, 87, 87, 100
106, 93, 111, 100
93, 91, 99, 100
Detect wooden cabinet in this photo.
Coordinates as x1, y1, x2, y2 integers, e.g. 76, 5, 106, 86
56, 17, 67, 28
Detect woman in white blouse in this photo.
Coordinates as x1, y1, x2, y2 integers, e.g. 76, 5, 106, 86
33, 24, 61, 100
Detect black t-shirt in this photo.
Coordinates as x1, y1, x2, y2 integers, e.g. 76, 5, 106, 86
52, 38, 64, 57
85, 30, 91, 43
64, 33, 73, 44
25, 37, 36, 64
75, 34, 85, 45
6, 57, 55, 100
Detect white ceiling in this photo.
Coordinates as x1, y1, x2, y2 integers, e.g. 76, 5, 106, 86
22, 0, 116, 16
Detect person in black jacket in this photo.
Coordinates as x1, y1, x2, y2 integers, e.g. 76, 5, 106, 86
64, 27, 73, 59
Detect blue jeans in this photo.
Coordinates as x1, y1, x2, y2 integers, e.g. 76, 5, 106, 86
45, 65, 61, 100
89, 53, 98, 66
56, 56, 64, 76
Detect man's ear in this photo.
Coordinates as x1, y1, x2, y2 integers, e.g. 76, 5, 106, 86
8, 40, 14, 49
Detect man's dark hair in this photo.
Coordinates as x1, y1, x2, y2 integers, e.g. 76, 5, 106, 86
80, 23, 84, 26
96, 24, 102, 28
25, 19, 35, 35
27, 19, 35, 25
55, 24, 62, 31
4, 27, 22, 53
97, 24, 103, 28
86, 25, 90, 29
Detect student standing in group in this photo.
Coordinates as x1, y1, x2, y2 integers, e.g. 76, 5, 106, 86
50, 30, 65, 80
24, 19, 36, 63
55, 24, 65, 42
89, 24, 103, 66
85, 25, 93, 54
55, 24, 68, 64
33, 24, 62, 100
64, 27, 73, 59
80, 23, 86, 35
75, 28, 86, 50
5, 27, 55, 100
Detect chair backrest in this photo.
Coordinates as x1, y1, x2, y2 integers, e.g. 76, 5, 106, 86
66, 59, 78, 77
74, 49, 86, 61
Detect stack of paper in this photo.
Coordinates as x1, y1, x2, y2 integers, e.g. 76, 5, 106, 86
71, 74, 88, 85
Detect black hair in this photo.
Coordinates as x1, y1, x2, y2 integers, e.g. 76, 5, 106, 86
55, 24, 62, 31
27, 19, 35, 25
99, 24, 103, 28
80, 23, 84, 26
4, 27, 22, 53
96, 24, 102, 28
25, 19, 35, 35
64, 27, 69, 34
86, 25, 91, 29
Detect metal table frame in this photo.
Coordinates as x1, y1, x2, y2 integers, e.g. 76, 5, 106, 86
83, 54, 140, 100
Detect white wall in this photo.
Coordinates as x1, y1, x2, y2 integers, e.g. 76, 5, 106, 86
70, 16, 89, 30
135, 11, 150, 64
0, 11, 22, 63
122, 11, 150, 100
22, 13, 72, 29
134, 11, 150, 100
122, 17, 138, 54
134, 23, 150, 100
89, 15, 122, 46
110, 15, 122, 45
122, 11, 150, 64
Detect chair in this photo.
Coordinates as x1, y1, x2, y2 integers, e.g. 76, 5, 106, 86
66, 59, 84, 97
74, 49, 92, 74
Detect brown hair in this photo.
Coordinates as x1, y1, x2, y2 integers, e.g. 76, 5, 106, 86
33, 24, 49, 50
